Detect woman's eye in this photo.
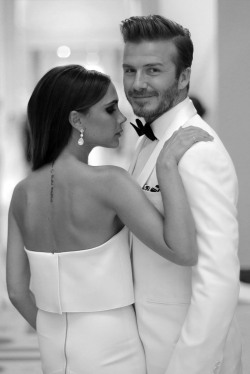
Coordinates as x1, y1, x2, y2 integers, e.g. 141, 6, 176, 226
106, 106, 116, 114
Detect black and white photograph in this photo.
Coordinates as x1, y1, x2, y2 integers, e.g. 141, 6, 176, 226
0, 1, 250, 373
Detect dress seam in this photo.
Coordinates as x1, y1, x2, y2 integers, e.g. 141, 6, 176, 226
64, 312, 68, 373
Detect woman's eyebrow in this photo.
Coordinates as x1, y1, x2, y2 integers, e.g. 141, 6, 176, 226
104, 99, 118, 107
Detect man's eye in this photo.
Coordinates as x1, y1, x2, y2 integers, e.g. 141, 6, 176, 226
148, 68, 160, 74
124, 68, 135, 74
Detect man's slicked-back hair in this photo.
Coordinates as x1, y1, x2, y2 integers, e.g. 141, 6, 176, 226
120, 15, 193, 77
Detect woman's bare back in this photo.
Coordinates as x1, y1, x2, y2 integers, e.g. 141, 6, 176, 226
13, 158, 123, 253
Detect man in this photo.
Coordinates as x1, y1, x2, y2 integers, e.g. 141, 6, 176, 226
120, 15, 242, 374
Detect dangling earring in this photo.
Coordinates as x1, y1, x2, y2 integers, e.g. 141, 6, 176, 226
78, 129, 84, 146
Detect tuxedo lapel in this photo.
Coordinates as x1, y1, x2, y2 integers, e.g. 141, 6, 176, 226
128, 137, 146, 176
136, 103, 197, 188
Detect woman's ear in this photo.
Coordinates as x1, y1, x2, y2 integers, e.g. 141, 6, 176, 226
69, 110, 82, 130
178, 67, 191, 90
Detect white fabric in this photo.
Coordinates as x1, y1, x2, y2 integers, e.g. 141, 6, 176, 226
36, 306, 146, 374
25, 227, 134, 313
130, 98, 242, 374
26, 227, 146, 373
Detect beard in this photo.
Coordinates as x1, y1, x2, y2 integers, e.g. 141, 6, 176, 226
127, 80, 179, 123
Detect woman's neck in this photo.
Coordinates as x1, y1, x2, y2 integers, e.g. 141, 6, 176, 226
61, 136, 94, 164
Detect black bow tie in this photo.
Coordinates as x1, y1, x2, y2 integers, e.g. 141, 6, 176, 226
130, 119, 157, 141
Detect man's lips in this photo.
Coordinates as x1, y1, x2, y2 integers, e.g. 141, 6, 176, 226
131, 95, 156, 99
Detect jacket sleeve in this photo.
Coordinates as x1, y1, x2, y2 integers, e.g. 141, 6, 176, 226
165, 140, 241, 374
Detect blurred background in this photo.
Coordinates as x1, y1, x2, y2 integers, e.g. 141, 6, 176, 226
0, 0, 250, 373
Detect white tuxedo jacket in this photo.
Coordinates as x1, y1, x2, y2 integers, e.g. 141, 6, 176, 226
129, 99, 242, 374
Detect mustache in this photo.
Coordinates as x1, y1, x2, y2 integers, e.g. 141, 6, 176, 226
128, 90, 158, 97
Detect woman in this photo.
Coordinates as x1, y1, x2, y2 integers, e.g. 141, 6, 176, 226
6, 65, 212, 374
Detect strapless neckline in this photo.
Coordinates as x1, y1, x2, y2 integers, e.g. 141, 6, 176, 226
24, 226, 126, 255
25, 226, 133, 313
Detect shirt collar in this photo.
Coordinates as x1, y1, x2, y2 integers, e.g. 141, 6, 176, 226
151, 97, 195, 140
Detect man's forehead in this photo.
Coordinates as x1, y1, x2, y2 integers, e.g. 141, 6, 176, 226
123, 40, 176, 65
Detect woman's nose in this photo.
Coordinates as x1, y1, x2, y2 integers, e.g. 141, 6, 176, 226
119, 113, 127, 125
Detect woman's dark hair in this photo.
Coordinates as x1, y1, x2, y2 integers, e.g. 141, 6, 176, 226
27, 64, 111, 170
120, 15, 193, 78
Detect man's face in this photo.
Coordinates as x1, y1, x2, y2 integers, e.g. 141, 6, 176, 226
123, 40, 183, 123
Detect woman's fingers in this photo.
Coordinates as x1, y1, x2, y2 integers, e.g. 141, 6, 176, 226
167, 126, 213, 147
158, 126, 214, 166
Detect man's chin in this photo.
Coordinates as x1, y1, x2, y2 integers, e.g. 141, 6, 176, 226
130, 102, 154, 117
133, 107, 156, 121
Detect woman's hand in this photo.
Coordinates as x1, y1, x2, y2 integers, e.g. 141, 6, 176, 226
157, 126, 214, 170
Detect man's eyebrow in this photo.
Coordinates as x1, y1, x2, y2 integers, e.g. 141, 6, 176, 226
122, 63, 163, 68
122, 63, 133, 68
144, 63, 164, 68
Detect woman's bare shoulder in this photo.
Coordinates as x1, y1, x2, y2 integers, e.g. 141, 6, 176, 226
90, 165, 133, 187
9, 177, 30, 218
10, 169, 46, 209
88, 165, 140, 206
11, 176, 30, 200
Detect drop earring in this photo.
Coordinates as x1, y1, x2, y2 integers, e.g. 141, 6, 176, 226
78, 129, 84, 146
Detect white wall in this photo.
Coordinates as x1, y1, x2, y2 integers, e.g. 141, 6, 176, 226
218, 0, 250, 267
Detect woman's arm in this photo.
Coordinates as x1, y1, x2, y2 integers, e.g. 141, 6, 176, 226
6, 193, 37, 330
156, 126, 214, 263
106, 126, 213, 266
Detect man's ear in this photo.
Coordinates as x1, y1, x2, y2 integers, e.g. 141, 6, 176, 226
69, 110, 82, 130
178, 67, 191, 90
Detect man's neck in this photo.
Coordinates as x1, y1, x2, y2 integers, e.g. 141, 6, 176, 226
145, 93, 188, 124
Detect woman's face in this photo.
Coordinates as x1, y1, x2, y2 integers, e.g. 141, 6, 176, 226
81, 83, 127, 148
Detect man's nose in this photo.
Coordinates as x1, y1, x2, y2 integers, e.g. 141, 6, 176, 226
132, 72, 147, 91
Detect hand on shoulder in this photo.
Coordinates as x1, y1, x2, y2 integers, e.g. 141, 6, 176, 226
157, 125, 214, 171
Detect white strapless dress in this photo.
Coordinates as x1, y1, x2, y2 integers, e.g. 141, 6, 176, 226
25, 227, 146, 374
